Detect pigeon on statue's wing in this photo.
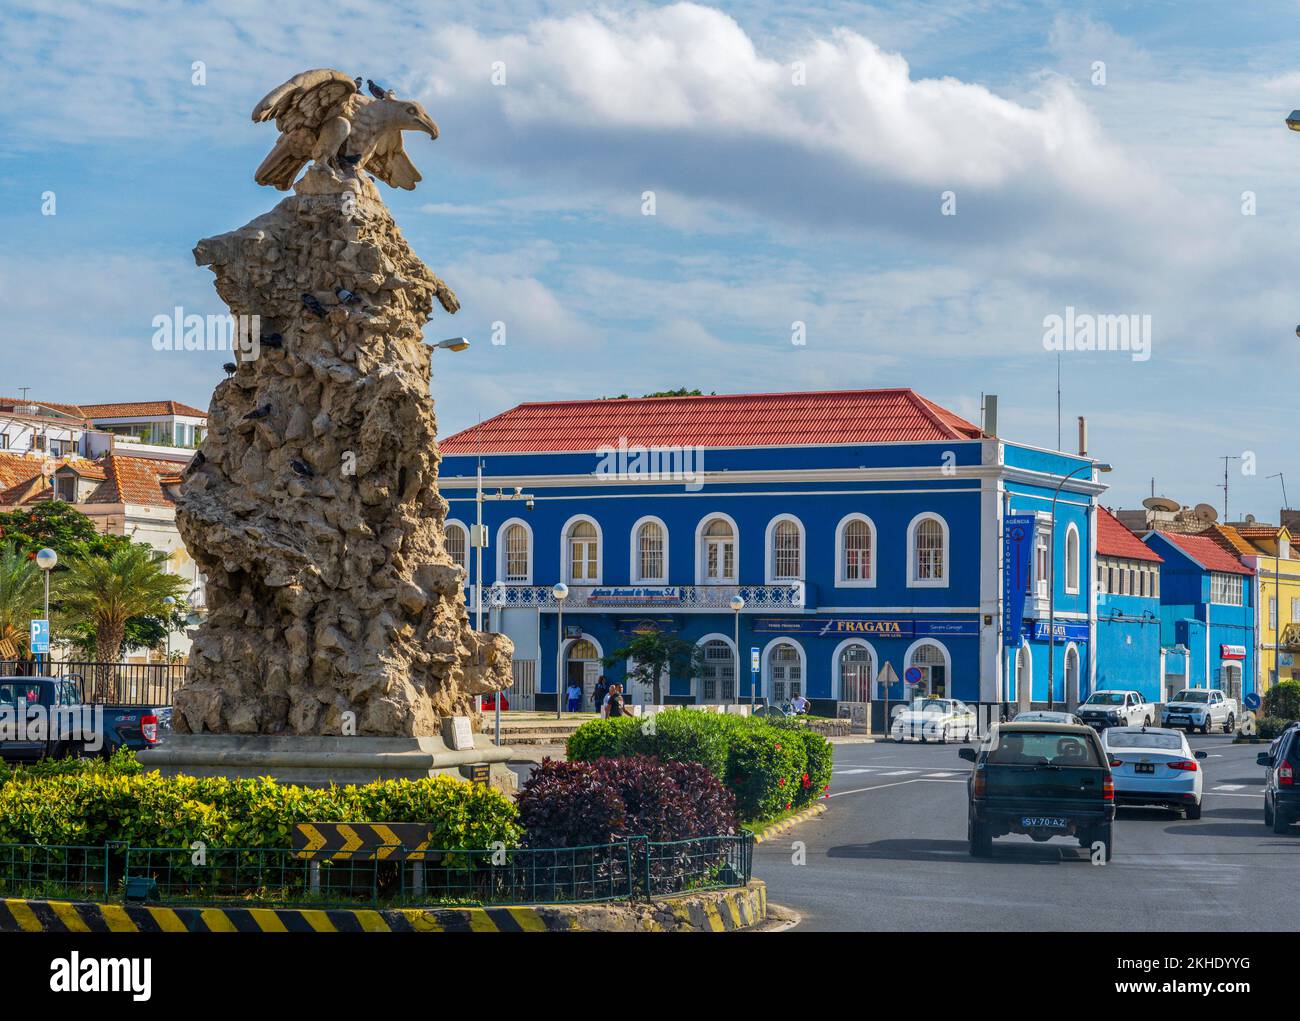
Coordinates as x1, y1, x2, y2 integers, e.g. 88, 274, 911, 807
301, 293, 327, 318
251, 68, 438, 191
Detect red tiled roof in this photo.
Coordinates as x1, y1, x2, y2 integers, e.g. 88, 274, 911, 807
1156, 532, 1254, 575
86, 454, 176, 507
440, 388, 983, 454
0, 452, 48, 490
0, 398, 88, 419
1097, 506, 1163, 563
1199, 524, 1255, 558
78, 401, 207, 419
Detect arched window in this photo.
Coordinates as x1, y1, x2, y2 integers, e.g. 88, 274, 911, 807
908, 514, 949, 587
699, 638, 735, 702
767, 516, 803, 582
444, 521, 468, 573
907, 641, 949, 698
836, 515, 876, 586
633, 518, 666, 582
1065, 523, 1080, 594
502, 522, 530, 583
838, 642, 874, 702
699, 516, 737, 583
768, 642, 803, 702
564, 517, 600, 583
1064, 644, 1081, 705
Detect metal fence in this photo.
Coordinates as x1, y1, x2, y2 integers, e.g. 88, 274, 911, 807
0, 835, 752, 909
0, 661, 188, 705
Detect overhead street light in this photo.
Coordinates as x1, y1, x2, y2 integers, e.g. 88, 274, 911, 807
730, 594, 745, 706
1047, 463, 1112, 710
1287, 110, 1300, 131
553, 582, 570, 719
431, 336, 471, 352
35, 548, 57, 677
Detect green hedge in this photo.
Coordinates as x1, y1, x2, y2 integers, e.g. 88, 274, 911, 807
566, 710, 831, 821
0, 770, 521, 850
0, 748, 142, 786
1256, 716, 1296, 741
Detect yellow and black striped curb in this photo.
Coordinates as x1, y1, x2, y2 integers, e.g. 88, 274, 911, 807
752, 802, 827, 843
0, 881, 767, 933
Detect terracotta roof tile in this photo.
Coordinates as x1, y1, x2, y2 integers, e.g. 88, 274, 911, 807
1097, 506, 1163, 563
1155, 532, 1254, 575
440, 388, 983, 454
78, 401, 207, 419
86, 454, 175, 507
1199, 524, 1256, 558
0, 452, 48, 490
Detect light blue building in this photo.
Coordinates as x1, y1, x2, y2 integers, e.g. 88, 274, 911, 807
437, 389, 1112, 719
1092, 506, 1165, 703
1143, 531, 1256, 704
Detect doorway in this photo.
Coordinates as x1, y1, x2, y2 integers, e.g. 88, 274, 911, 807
565, 638, 602, 709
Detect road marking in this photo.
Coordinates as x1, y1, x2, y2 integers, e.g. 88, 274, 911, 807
833, 768, 877, 775
924, 772, 958, 778
828, 778, 966, 798
1214, 784, 1244, 791
1203, 791, 1264, 798
878, 770, 917, 776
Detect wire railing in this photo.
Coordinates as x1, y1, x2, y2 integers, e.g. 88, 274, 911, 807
0, 834, 752, 908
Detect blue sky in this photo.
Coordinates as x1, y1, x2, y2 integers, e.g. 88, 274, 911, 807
2, 1, 1299, 515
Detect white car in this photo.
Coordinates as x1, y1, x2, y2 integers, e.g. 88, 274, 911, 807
1077, 689, 1156, 730
1162, 688, 1238, 734
890, 697, 976, 743
1103, 726, 1206, 818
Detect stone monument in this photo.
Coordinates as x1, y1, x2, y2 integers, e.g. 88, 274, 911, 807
141, 69, 515, 788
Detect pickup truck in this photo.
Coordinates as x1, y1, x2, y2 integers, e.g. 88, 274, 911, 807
1076, 689, 1155, 731
0, 676, 167, 762
1161, 688, 1237, 734
961, 721, 1115, 860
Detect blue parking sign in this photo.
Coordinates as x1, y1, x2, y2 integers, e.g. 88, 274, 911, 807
30, 619, 49, 654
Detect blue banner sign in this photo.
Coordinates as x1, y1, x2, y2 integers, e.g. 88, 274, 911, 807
1029, 621, 1090, 643
1002, 514, 1035, 647
751, 617, 978, 637
587, 586, 684, 606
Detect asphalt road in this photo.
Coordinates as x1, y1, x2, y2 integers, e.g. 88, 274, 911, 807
755, 733, 1300, 931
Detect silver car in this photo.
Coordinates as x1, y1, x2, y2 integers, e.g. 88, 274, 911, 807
1103, 726, 1206, 818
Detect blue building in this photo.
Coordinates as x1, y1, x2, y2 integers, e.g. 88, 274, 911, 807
1093, 506, 1165, 703
437, 389, 1111, 718
1143, 530, 1256, 704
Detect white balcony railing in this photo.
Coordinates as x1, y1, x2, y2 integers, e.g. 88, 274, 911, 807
483, 582, 805, 611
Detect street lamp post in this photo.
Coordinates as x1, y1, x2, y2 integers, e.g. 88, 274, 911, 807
553, 583, 569, 719
35, 548, 57, 677
730, 594, 745, 705
1047, 462, 1112, 710
162, 596, 176, 681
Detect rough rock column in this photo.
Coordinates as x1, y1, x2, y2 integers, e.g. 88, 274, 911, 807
173, 165, 512, 736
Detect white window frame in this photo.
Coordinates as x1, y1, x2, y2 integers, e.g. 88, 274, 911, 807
764, 514, 806, 584
496, 517, 533, 585
630, 515, 669, 584
835, 514, 877, 588
906, 513, 950, 589
832, 638, 877, 701
1064, 522, 1080, 595
695, 512, 739, 585
444, 518, 469, 574
1210, 572, 1243, 606
560, 514, 602, 585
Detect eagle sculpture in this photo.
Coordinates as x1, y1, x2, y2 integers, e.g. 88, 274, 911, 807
251, 69, 440, 190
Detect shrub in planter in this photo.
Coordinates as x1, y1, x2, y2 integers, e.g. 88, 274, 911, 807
1256, 716, 1295, 741
565, 716, 638, 763
0, 747, 142, 787
725, 727, 807, 821
518, 755, 735, 847
1263, 680, 1300, 723
780, 726, 833, 808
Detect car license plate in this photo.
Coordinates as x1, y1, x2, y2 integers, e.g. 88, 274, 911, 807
1136, 763, 1155, 774
1021, 816, 1067, 830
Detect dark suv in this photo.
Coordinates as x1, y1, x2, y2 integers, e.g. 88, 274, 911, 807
961, 721, 1116, 860
1259, 725, 1300, 834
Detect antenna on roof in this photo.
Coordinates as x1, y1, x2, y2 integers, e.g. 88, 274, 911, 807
1268, 472, 1290, 512
1218, 455, 1241, 522
18, 387, 30, 402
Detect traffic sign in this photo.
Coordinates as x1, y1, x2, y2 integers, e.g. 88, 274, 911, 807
1244, 692, 1261, 711
29, 620, 49, 655
750, 646, 760, 673
904, 666, 922, 684
293, 822, 434, 860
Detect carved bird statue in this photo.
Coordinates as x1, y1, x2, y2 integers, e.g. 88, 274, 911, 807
251, 68, 439, 191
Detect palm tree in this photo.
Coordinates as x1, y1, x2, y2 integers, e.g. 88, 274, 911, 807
56, 544, 188, 700
0, 544, 43, 660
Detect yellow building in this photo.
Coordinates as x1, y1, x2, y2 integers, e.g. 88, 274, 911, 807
1238, 525, 1300, 694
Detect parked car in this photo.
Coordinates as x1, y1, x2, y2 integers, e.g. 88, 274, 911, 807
890, 697, 975, 743
1259, 725, 1300, 834
1161, 688, 1237, 734
1102, 726, 1206, 817
1077, 690, 1155, 731
0, 676, 166, 762
1014, 710, 1084, 725
961, 721, 1115, 859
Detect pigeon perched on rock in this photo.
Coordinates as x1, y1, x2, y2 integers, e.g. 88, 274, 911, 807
289, 458, 315, 478
335, 287, 361, 305
366, 78, 391, 100
243, 404, 273, 421
223, 362, 237, 377
260, 332, 283, 349
184, 450, 205, 476
339, 152, 363, 168
301, 293, 327, 318
354, 76, 362, 90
